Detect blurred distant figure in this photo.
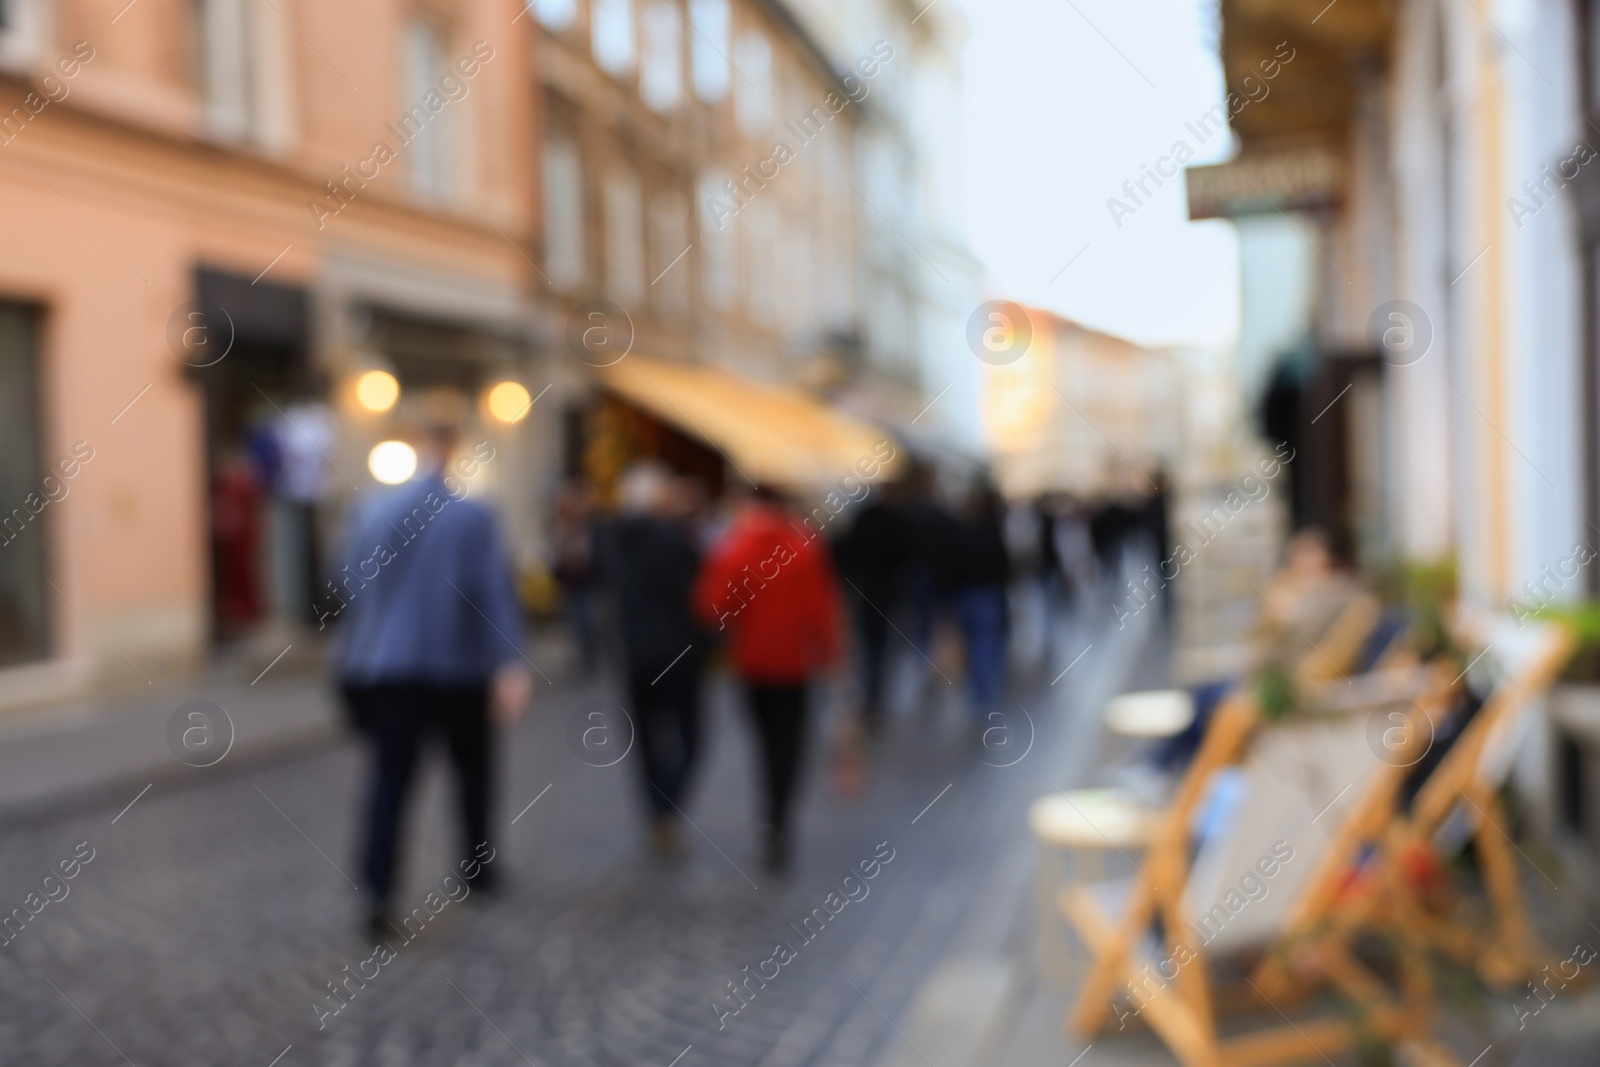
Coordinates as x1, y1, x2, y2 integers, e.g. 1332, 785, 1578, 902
833, 478, 910, 735
275, 397, 335, 625
900, 463, 960, 667
1054, 494, 1097, 611
334, 425, 531, 938
1141, 468, 1173, 625
551, 482, 599, 677
694, 485, 843, 874
605, 463, 706, 858
950, 479, 1011, 723
1033, 493, 1063, 644
211, 449, 263, 637
1089, 490, 1136, 590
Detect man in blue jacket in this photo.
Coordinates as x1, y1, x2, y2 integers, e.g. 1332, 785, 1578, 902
331, 424, 530, 937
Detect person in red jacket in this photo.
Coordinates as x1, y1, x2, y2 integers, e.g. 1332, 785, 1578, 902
694, 485, 843, 873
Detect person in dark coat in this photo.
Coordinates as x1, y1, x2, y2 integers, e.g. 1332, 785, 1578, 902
605, 463, 707, 857
949, 479, 1010, 720
833, 478, 910, 734
899, 463, 961, 663
1141, 467, 1173, 624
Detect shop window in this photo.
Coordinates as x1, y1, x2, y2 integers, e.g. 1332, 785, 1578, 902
0, 303, 51, 666
592, 0, 635, 76
544, 134, 587, 290
689, 0, 728, 102
639, 0, 682, 112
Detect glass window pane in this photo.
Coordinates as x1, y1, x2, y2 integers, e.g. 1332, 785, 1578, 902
604, 168, 646, 305
689, 0, 729, 102
639, 0, 682, 111
533, 0, 576, 31
403, 20, 450, 199
734, 31, 771, 137
544, 135, 587, 290
592, 0, 636, 76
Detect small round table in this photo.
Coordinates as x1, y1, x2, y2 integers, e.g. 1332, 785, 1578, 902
1028, 789, 1162, 984
1103, 688, 1196, 739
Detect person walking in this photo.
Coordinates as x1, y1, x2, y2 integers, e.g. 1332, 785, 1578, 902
693, 485, 842, 874
550, 481, 600, 677
949, 479, 1011, 725
832, 478, 910, 735
333, 425, 531, 938
604, 462, 706, 858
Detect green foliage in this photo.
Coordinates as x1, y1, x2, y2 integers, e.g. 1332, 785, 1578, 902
1385, 559, 1458, 663
1254, 664, 1296, 721
1528, 602, 1600, 681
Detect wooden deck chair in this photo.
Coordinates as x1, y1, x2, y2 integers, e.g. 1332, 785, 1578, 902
1368, 611, 1575, 987
1292, 592, 1384, 687
1062, 667, 1460, 1067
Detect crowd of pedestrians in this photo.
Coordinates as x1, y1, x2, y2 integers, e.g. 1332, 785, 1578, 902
326, 434, 1175, 932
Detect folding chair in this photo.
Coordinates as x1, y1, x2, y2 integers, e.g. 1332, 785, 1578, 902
1370, 612, 1576, 987
1062, 666, 1460, 1067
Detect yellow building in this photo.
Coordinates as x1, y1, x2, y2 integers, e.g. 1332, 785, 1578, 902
980, 304, 1181, 498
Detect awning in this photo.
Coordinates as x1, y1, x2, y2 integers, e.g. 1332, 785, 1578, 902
596, 355, 901, 489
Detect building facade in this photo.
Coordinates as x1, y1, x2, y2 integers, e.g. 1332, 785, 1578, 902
0, 0, 977, 710
0, 0, 540, 707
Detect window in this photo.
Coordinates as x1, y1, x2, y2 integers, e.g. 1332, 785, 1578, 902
689, 0, 729, 102
604, 169, 646, 306
195, 0, 294, 150
196, 0, 256, 141
531, 0, 577, 31
744, 199, 777, 324
699, 170, 738, 311
592, 0, 636, 76
403, 19, 451, 199
544, 135, 587, 291
651, 190, 690, 317
733, 31, 771, 137
639, 0, 682, 112
778, 212, 812, 336
0, 0, 42, 71
0, 303, 50, 666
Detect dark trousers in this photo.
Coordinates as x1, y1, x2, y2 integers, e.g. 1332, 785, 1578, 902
627, 657, 703, 816
742, 682, 808, 839
954, 585, 1007, 714
345, 682, 492, 905
851, 595, 892, 721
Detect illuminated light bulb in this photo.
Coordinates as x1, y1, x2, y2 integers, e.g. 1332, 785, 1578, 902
367, 440, 417, 485
486, 381, 533, 424
355, 369, 400, 413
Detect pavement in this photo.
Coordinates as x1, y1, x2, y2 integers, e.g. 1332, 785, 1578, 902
0, 587, 1148, 1067
2, 588, 1596, 1067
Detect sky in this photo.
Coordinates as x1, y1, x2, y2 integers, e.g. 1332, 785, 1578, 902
949, 0, 1242, 352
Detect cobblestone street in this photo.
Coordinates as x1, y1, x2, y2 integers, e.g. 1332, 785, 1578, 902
0, 606, 1143, 1067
